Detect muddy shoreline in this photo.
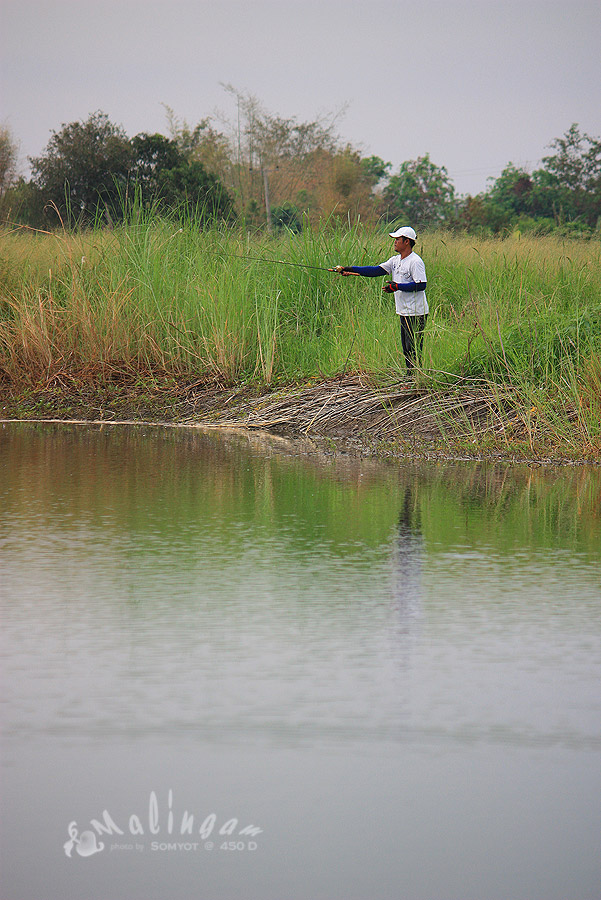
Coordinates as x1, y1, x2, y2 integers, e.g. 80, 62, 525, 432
1, 374, 599, 466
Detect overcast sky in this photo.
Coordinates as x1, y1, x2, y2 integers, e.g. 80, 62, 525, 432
2, 0, 600, 196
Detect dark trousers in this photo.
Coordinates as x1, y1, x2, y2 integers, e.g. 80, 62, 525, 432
399, 315, 427, 371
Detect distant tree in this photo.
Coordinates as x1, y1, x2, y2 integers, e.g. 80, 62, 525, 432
287, 145, 382, 223
29, 111, 132, 226
459, 163, 536, 231
129, 133, 183, 200
381, 154, 456, 227
462, 125, 601, 234
542, 124, 598, 193
453, 194, 487, 232
0, 178, 46, 227
0, 124, 19, 199
360, 155, 392, 189
486, 164, 534, 216
330, 146, 367, 198
163, 90, 386, 227
271, 202, 302, 233
163, 105, 231, 178
214, 86, 345, 225
535, 123, 601, 226
155, 160, 234, 222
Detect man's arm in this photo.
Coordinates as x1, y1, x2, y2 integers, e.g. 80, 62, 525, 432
334, 265, 387, 276
382, 280, 427, 293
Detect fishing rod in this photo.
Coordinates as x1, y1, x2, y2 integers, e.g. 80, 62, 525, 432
2, 221, 357, 274
203, 248, 359, 275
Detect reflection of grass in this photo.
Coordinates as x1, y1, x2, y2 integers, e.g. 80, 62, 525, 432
1, 218, 600, 454
5, 424, 601, 558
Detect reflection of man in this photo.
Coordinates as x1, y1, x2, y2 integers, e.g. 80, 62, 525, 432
392, 486, 423, 638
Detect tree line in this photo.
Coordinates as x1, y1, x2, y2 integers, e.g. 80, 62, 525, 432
1, 93, 600, 236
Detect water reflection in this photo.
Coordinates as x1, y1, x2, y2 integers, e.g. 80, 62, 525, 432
388, 486, 424, 674
1, 423, 600, 900
394, 486, 423, 618
2, 423, 600, 556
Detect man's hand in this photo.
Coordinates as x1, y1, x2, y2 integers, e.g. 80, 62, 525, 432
329, 265, 353, 276
382, 281, 398, 293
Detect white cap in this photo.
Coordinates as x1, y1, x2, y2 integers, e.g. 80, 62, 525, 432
389, 226, 417, 241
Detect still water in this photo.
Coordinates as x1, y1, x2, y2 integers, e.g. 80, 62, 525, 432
1, 422, 600, 900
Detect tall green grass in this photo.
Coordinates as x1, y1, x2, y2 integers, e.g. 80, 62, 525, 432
0, 215, 406, 381
1, 216, 600, 448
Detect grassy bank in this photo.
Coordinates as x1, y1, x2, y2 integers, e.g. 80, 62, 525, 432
1, 217, 600, 457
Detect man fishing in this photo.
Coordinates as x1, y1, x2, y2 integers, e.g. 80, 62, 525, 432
333, 226, 428, 377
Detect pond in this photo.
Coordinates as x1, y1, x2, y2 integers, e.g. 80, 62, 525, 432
1, 423, 600, 900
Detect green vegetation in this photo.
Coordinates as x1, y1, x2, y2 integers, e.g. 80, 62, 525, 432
2, 113, 234, 229
460, 125, 601, 236
1, 216, 600, 456
381, 153, 456, 227
2, 96, 600, 235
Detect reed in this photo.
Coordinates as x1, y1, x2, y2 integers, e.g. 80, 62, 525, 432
1, 215, 600, 453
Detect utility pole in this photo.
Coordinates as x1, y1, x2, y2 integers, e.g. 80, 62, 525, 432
262, 166, 272, 232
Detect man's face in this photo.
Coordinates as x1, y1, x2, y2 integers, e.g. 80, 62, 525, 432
394, 236, 407, 253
